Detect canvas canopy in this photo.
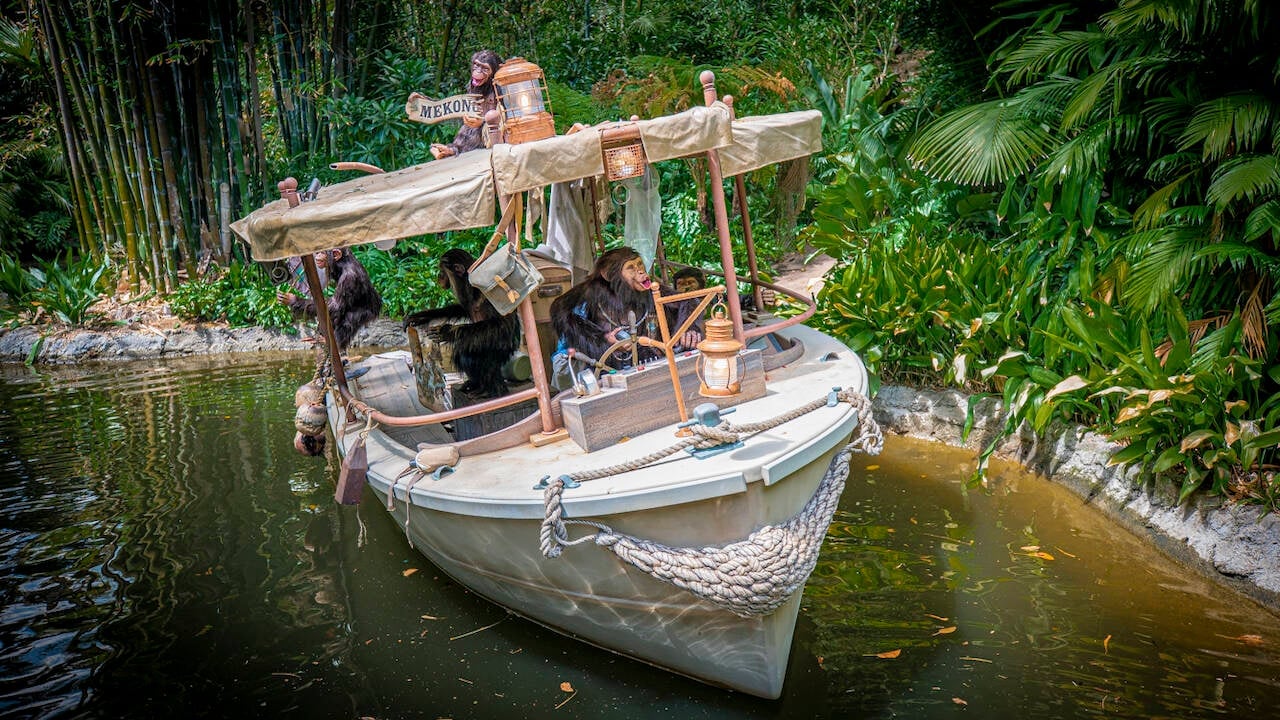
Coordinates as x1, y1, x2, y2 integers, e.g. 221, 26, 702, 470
231, 104, 822, 261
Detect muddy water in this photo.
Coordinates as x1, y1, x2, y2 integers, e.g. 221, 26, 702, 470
0, 355, 1276, 718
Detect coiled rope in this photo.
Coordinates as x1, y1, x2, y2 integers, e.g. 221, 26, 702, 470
539, 390, 882, 617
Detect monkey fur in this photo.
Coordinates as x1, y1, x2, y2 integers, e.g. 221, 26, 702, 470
551, 247, 700, 370
403, 248, 521, 398
287, 248, 383, 352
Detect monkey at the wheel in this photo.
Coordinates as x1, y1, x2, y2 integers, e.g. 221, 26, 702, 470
277, 248, 383, 353
403, 248, 521, 398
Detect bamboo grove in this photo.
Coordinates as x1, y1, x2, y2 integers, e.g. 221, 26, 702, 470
23, 0, 498, 292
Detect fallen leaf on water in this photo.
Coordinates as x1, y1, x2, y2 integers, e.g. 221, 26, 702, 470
403, 568, 419, 577
952, 697, 968, 706
1055, 546, 1078, 558
560, 682, 574, 692
875, 649, 902, 659
1103, 634, 1111, 655
924, 613, 949, 621
420, 614, 440, 620
866, 464, 880, 471
933, 626, 958, 636
1020, 545, 1040, 552
1030, 551, 1055, 561
1216, 634, 1265, 646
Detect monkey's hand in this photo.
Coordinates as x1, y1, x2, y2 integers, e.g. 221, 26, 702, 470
425, 324, 456, 343
277, 291, 298, 307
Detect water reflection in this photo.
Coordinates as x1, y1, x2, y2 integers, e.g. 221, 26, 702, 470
0, 357, 1277, 719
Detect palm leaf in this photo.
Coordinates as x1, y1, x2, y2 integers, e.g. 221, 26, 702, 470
1121, 226, 1209, 313
1206, 154, 1280, 208
1243, 199, 1280, 242
1133, 170, 1195, 229
1000, 30, 1108, 85
1180, 93, 1276, 160
908, 99, 1057, 186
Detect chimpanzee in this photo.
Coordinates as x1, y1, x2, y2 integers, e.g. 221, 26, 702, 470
551, 247, 702, 371
277, 248, 383, 352
403, 248, 521, 398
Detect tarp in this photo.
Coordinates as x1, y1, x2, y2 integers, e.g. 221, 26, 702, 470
232, 104, 821, 261
231, 149, 495, 261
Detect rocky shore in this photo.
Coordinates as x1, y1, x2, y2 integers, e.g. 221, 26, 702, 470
2, 312, 1277, 615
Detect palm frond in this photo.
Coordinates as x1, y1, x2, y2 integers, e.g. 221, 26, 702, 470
1133, 170, 1196, 229
1180, 93, 1277, 160
1121, 225, 1209, 313
908, 98, 1057, 186
1244, 199, 1280, 242
1102, 0, 1221, 40
1000, 30, 1108, 85
1206, 154, 1280, 208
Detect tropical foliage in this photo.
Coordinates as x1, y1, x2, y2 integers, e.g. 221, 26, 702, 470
877, 0, 1280, 499
5, 0, 1280, 509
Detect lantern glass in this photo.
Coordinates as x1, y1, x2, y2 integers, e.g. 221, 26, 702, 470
501, 80, 546, 117
700, 354, 740, 395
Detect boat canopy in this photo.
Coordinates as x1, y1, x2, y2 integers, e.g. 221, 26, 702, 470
231, 103, 821, 262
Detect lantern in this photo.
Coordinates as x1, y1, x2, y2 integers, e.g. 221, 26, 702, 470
696, 303, 745, 397
493, 57, 555, 144
602, 136, 647, 181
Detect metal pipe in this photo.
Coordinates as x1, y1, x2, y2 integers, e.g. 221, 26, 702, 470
699, 71, 746, 344
338, 386, 540, 427
724, 96, 764, 313
329, 161, 385, 175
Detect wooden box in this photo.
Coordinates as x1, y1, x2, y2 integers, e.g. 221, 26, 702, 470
560, 349, 766, 452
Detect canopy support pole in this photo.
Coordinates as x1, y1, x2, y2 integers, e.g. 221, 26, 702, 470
724, 96, 764, 312
700, 72, 746, 342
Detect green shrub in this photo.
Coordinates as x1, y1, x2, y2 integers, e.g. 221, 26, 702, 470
28, 252, 109, 325
168, 262, 294, 329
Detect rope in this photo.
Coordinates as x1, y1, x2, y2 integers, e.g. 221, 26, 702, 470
539, 390, 883, 617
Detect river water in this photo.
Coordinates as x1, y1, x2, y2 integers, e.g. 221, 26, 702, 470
1, 354, 1277, 719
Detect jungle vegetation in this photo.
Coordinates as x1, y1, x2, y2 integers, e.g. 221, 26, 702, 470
1, 0, 1278, 509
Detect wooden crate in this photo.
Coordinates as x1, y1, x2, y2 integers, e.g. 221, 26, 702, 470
560, 349, 766, 452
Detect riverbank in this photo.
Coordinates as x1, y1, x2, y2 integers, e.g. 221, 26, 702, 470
1, 288, 1277, 617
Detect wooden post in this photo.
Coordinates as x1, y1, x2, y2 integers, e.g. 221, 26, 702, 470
280, 177, 347, 396
699, 71, 746, 343
724, 96, 763, 312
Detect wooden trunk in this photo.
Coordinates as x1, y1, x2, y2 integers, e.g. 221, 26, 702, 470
560, 349, 766, 452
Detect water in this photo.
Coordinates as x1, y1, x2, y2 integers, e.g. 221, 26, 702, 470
1, 355, 1277, 719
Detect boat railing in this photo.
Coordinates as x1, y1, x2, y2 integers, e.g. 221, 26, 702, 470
652, 259, 818, 340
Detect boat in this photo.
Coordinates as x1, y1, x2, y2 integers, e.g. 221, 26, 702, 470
232, 71, 882, 699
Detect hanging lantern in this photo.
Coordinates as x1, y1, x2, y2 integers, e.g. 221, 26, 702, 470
602, 135, 647, 181
696, 303, 745, 397
493, 57, 555, 144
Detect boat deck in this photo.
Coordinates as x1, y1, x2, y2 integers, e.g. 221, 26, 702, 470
339, 323, 868, 521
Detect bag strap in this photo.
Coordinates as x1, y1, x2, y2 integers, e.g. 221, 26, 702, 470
470, 193, 523, 273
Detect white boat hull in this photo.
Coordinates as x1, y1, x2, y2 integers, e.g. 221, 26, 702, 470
330, 324, 871, 698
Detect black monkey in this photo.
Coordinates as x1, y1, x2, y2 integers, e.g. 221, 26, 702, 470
278, 248, 383, 352
403, 248, 521, 398
551, 247, 702, 370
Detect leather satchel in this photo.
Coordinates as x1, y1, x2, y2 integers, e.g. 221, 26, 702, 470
469, 244, 543, 316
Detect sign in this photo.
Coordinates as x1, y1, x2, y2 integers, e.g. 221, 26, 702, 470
405, 92, 481, 125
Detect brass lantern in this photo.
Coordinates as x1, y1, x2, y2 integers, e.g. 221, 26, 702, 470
493, 57, 555, 144
696, 303, 745, 397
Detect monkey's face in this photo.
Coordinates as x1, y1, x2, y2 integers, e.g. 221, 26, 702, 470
620, 257, 652, 293
313, 249, 340, 270
675, 276, 702, 294
471, 58, 494, 88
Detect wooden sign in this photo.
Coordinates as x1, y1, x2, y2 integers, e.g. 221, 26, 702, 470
405, 92, 481, 125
